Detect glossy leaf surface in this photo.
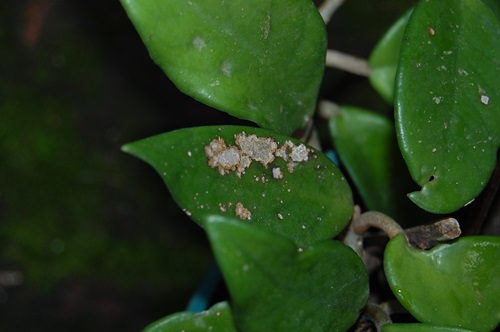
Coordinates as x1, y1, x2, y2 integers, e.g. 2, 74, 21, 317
123, 126, 353, 247
143, 302, 236, 332
383, 323, 475, 332
384, 234, 500, 332
481, 0, 500, 19
329, 106, 429, 224
120, 0, 326, 134
395, 0, 500, 213
206, 215, 368, 332
369, 9, 412, 103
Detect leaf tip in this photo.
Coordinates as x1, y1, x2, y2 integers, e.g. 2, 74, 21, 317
120, 141, 143, 160
121, 143, 132, 153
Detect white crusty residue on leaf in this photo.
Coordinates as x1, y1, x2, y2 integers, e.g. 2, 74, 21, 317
204, 132, 313, 178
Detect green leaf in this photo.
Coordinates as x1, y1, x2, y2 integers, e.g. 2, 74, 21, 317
329, 106, 431, 224
143, 302, 237, 332
481, 0, 500, 19
206, 215, 369, 332
384, 234, 500, 332
395, 0, 500, 213
382, 323, 476, 332
120, 0, 326, 134
122, 126, 353, 247
369, 9, 412, 103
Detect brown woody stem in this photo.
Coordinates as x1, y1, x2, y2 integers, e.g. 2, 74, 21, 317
405, 218, 461, 250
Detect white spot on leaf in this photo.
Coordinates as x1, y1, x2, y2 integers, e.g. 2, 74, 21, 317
272, 167, 283, 179
261, 14, 271, 39
480, 95, 489, 105
192, 36, 206, 51
291, 144, 309, 162
220, 60, 232, 77
433, 96, 443, 104
236, 132, 277, 166
204, 132, 312, 179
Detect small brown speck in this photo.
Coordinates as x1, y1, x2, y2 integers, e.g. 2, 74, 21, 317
427, 26, 435, 36
277, 213, 283, 220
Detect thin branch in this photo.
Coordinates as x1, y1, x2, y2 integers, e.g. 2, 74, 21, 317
319, 0, 345, 24
378, 300, 407, 317
318, 100, 341, 120
352, 211, 404, 238
292, 116, 322, 150
343, 206, 364, 257
364, 303, 392, 332
326, 49, 372, 77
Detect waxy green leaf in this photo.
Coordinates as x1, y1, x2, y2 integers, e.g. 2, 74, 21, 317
206, 216, 368, 332
395, 0, 500, 213
384, 234, 500, 332
481, 0, 500, 19
369, 9, 412, 103
383, 323, 476, 332
329, 106, 430, 224
123, 126, 353, 247
120, 0, 326, 134
143, 302, 237, 332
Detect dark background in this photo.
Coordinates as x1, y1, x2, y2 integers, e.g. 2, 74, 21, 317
0, 0, 414, 330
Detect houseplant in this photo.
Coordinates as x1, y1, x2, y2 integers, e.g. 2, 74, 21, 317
120, 0, 499, 330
